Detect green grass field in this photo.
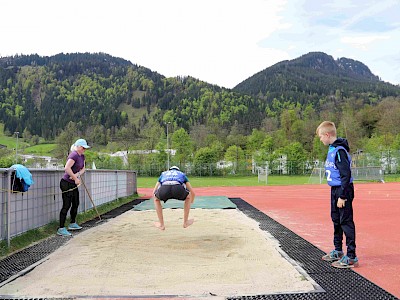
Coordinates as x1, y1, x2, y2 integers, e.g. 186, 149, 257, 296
137, 174, 400, 188
0, 123, 56, 156
24, 144, 57, 156
0, 135, 28, 149
138, 175, 315, 188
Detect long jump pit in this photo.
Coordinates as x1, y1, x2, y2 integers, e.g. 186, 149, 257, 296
0, 197, 320, 299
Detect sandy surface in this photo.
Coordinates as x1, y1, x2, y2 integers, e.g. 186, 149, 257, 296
0, 209, 316, 298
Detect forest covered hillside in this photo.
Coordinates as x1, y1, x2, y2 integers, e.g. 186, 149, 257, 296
1, 51, 400, 165
1, 52, 263, 138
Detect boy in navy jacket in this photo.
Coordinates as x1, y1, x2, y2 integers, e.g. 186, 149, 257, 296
316, 121, 358, 268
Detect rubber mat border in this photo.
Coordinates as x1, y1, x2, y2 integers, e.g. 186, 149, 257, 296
228, 198, 398, 300
0, 198, 398, 300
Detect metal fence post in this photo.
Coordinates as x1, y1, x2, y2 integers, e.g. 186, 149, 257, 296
115, 170, 118, 201
6, 169, 11, 247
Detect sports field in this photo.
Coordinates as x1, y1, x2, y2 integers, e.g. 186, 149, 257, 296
0, 176, 398, 299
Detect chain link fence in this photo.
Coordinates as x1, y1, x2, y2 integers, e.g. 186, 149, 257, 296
130, 160, 315, 177
130, 150, 400, 177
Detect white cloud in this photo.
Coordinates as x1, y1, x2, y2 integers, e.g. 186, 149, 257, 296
341, 35, 391, 51
340, 0, 398, 30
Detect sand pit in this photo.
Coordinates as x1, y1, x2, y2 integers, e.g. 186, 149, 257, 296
0, 208, 316, 298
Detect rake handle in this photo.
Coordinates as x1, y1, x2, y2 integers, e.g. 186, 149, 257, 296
80, 176, 102, 221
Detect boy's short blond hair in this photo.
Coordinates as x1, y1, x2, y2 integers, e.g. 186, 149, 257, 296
316, 121, 337, 136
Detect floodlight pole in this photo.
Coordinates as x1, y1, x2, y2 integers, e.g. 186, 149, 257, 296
166, 122, 170, 169
14, 131, 19, 164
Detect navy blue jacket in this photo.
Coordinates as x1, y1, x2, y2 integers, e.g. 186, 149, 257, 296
329, 138, 353, 199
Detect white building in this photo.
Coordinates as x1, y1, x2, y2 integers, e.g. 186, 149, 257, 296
20, 154, 63, 169
110, 149, 176, 165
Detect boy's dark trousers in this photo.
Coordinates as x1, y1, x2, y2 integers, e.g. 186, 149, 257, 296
330, 184, 356, 259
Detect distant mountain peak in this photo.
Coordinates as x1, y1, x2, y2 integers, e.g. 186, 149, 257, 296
336, 56, 376, 79
233, 51, 389, 99
285, 52, 378, 80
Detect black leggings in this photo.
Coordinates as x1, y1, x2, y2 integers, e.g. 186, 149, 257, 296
59, 179, 80, 228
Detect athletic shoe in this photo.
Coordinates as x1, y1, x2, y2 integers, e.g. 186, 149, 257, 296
57, 227, 72, 237
68, 223, 82, 230
322, 250, 344, 262
331, 255, 359, 268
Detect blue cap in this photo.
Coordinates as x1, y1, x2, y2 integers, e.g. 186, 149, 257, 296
74, 139, 90, 149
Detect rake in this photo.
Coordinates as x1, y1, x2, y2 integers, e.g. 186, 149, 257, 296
80, 176, 102, 222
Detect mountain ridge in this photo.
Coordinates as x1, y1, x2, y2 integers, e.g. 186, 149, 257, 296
232, 52, 398, 102
1, 51, 395, 92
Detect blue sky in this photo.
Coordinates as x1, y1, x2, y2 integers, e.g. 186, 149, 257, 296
1, 0, 399, 89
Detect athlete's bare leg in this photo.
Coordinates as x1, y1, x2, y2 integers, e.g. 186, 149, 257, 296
183, 196, 194, 228
153, 198, 165, 230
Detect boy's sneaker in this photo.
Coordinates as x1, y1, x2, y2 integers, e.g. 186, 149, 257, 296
57, 227, 72, 237
68, 223, 82, 230
331, 255, 359, 268
322, 250, 344, 262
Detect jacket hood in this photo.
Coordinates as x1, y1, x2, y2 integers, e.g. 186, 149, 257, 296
331, 137, 350, 151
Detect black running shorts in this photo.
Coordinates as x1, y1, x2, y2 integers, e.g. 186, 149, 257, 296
155, 184, 189, 201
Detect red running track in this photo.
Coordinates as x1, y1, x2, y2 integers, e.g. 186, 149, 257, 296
138, 182, 400, 298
